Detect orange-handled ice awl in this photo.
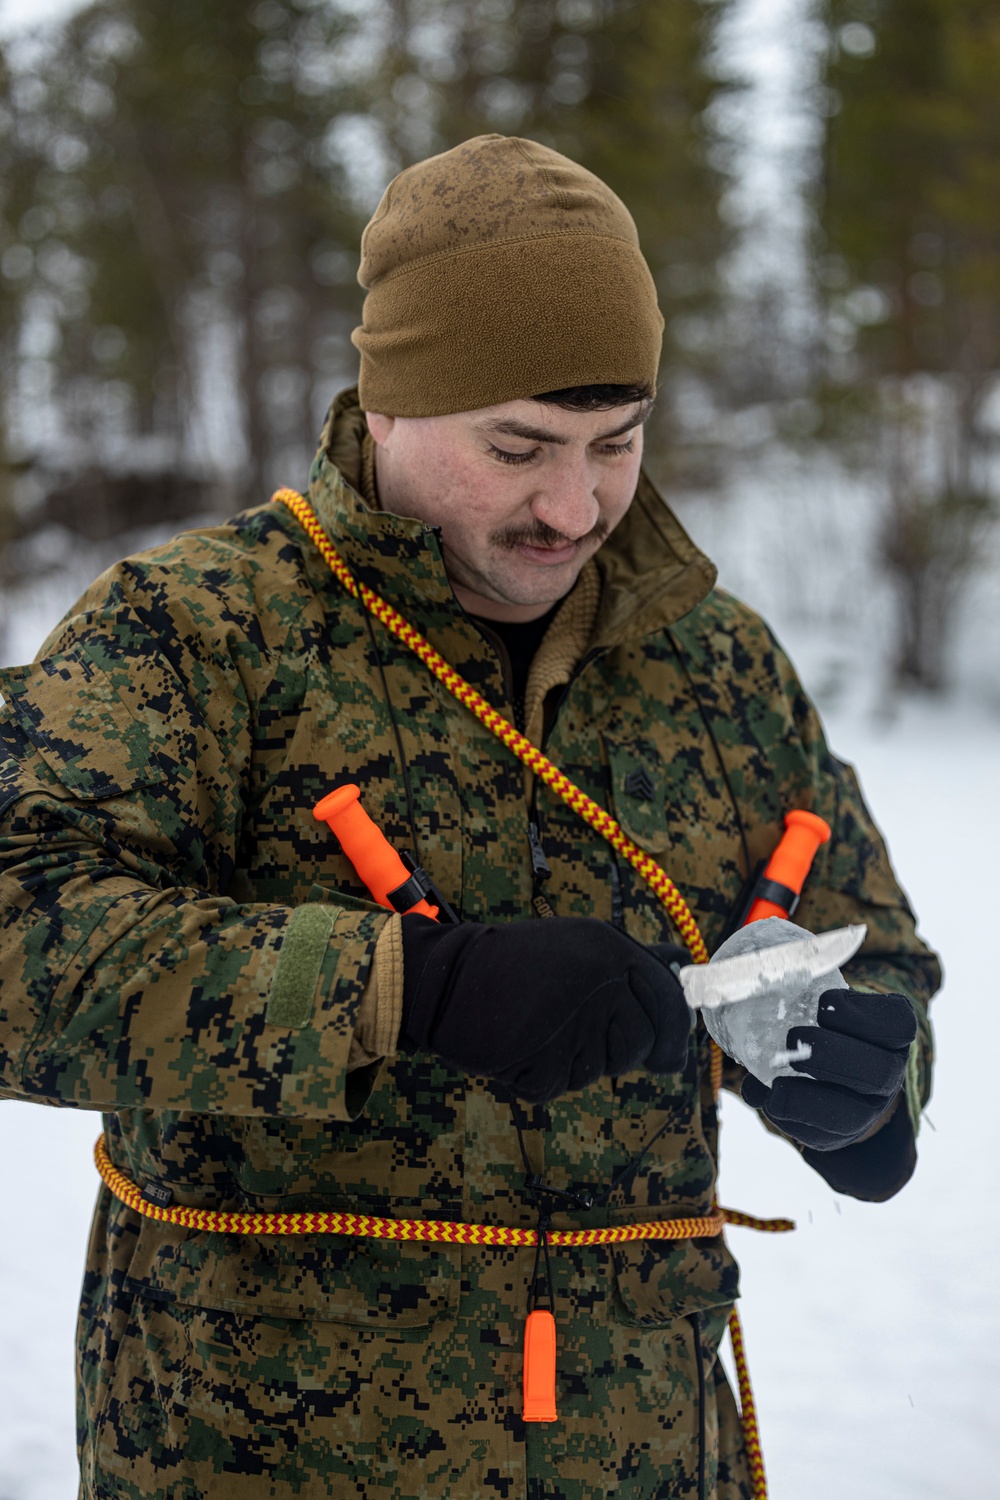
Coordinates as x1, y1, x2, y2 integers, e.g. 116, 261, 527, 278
744, 809, 831, 924
313, 784, 440, 920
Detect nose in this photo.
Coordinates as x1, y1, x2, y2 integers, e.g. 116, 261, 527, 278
529, 460, 601, 540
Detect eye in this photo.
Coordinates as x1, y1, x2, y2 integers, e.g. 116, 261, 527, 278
488, 444, 539, 466
595, 437, 635, 457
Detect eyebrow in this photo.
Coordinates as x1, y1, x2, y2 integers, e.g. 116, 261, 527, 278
474, 403, 653, 446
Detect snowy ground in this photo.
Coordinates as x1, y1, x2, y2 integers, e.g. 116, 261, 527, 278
0, 658, 997, 1496
716, 693, 1000, 1500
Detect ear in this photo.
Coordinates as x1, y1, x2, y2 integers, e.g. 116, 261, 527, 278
365, 412, 394, 445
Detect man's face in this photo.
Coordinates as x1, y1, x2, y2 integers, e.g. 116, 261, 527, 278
365, 397, 649, 622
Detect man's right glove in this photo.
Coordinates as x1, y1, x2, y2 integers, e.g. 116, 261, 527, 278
740, 987, 917, 1151
399, 915, 691, 1103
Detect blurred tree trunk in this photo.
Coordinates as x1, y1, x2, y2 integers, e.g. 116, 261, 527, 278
819, 0, 1000, 690
1, 0, 735, 589
0, 0, 366, 517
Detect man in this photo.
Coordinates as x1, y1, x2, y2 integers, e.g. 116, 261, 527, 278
0, 135, 938, 1499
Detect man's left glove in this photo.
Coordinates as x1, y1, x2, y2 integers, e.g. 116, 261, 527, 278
741, 987, 917, 1151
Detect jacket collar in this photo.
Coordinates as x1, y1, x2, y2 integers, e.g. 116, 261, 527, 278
306, 388, 717, 649
307, 390, 458, 629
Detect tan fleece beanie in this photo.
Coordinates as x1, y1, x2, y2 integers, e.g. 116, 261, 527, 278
352, 134, 663, 417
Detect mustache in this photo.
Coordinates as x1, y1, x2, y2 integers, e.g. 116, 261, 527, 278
489, 517, 610, 552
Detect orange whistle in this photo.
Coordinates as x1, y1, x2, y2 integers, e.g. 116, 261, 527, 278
522, 1309, 557, 1422
745, 809, 831, 924
313, 784, 440, 920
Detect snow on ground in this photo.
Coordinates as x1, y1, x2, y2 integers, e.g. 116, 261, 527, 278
0, 665, 997, 1497
717, 693, 1000, 1499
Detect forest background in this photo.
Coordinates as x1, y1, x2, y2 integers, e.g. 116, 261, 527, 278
1, 0, 999, 698
0, 1, 998, 1498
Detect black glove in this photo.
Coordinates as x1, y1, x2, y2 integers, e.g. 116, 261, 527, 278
399, 915, 691, 1103
741, 988, 917, 1152
801, 1097, 917, 1202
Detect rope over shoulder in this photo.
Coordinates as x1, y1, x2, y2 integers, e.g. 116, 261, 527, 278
272, 487, 710, 965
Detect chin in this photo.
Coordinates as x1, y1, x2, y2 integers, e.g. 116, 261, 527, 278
503, 563, 583, 604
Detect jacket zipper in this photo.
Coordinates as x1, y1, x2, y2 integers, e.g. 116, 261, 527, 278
527, 648, 603, 918
473, 621, 605, 922
472, 620, 557, 913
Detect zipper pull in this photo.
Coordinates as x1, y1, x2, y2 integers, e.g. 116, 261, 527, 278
528, 819, 551, 882
528, 818, 555, 918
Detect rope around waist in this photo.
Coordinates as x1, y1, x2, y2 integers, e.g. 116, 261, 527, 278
95, 1134, 793, 1244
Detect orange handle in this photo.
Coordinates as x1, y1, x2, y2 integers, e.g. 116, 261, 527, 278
522, 1309, 558, 1422
744, 809, 831, 924
314, 784, 440, 921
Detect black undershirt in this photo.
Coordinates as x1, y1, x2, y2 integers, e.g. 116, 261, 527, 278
472, 605, 560, 732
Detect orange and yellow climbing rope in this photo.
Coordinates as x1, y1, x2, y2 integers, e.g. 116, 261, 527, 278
95, 1134, 790, 1247
272, 488, 710, 968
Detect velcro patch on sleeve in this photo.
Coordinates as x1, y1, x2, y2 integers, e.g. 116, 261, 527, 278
266, 904, 340, 1028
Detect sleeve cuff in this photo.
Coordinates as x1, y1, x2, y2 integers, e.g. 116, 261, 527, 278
801, 1095, 917, 1202
347, 914, 403, 1069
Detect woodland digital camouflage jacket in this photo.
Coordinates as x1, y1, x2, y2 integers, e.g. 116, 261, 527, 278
0, 390, 940, 1500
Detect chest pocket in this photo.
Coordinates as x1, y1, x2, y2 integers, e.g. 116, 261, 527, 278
603, 734, 670, 854
0, 652, 172, 799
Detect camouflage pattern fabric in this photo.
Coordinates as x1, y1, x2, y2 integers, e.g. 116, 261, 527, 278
0, 388, 940, 1497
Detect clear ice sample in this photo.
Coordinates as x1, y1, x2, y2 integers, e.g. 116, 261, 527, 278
700, 917, 849, 1088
